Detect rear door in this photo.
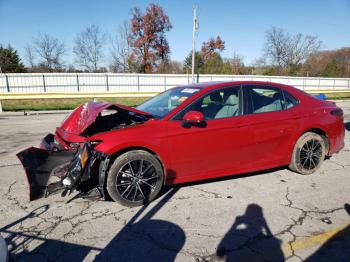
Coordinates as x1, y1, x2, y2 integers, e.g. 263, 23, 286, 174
243, 84, 300, 167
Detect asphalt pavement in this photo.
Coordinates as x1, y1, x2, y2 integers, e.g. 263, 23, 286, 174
0, 101, 349, 261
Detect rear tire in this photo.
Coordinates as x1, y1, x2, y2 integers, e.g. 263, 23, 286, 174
289, 132, 326, 175
106, 150, 163, 207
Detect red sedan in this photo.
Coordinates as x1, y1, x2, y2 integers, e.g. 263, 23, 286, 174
18, 81, 345, 207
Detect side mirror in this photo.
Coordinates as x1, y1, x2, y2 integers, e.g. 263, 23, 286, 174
182, 111, 205, 128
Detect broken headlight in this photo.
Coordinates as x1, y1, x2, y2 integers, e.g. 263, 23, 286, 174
62, 143, 91, 188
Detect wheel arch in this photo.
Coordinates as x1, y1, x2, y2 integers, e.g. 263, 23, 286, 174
101, 145, 166, 187
111, 146, 164, 165
299, 128, 330, 155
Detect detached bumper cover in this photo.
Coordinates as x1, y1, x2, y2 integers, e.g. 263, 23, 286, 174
17, 147, 74, 201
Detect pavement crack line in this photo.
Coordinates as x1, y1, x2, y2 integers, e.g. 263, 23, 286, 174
189, 186, 223, 199
4, 181, 28, 212
277, 186, 346, 260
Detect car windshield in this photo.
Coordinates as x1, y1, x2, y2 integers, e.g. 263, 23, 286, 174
136, 86, 201, 118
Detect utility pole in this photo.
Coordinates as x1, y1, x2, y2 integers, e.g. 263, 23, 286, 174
191, 6, 198, 84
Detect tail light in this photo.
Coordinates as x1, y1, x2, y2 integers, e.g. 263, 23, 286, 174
330, 108, 343, 117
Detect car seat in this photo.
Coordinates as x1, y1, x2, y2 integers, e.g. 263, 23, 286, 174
215, 92, 239, 119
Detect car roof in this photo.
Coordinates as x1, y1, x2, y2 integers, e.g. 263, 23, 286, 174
174, 81, 223, 89
179, 81, 293, 90
172, 81, 307, 100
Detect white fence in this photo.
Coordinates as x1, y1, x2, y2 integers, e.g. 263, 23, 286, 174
1, 73, 350, 93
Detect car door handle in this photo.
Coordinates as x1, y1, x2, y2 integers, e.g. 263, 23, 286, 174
236, 122, 249, 128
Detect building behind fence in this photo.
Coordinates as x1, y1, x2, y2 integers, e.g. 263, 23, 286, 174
1, 73, 350, 93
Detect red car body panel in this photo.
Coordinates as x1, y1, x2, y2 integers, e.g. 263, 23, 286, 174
61, 102, 113, 135
54, 81, 345, 185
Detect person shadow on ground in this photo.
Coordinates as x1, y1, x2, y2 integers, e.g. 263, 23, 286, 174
216, 204, 284, 262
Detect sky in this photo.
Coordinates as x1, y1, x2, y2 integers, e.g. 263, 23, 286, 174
0, 0, 349, 67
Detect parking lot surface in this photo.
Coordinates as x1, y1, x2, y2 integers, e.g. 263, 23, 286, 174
0, 101, 350, 261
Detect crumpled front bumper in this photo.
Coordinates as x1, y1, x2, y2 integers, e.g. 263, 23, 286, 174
17, 147, 75, 201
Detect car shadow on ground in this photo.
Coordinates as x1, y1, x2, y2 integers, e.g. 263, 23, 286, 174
2, 167, 347, 261
95, 186, 186, 262
0, 166, 288, 262
5, 195, 348, 261
1, 188, 185, 262
305, 203, 350, 261
1, 190, 286, 261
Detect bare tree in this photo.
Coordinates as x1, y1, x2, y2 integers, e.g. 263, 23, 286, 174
110, 21, 132, 73
32, 33, 66, 70
229, 52, 245, 74
24, 45, 35, 68
73, 24, 106, 72
264, 27, 322, 69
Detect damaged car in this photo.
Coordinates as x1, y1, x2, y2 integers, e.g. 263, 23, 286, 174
17, 81, 345, 207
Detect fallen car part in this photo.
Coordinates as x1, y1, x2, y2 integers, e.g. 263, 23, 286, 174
17, 147, 75, 201
17, 141, 107, 201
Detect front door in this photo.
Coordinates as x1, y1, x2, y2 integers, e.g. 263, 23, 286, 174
164, 86, 255, 184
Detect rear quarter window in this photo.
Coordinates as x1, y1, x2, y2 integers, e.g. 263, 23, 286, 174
283, 90, 299, 109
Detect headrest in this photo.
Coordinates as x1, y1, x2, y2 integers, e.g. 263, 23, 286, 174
210, 93, 223, 103
224, 94, 239, 105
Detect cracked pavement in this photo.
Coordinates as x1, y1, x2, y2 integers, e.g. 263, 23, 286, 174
1, 101, 350, 262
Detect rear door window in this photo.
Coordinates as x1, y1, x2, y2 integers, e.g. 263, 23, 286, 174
245, 86, 284, 114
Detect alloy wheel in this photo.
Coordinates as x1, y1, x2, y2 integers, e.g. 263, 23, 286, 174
299, 139, 323, 170
116, 159, 161, 202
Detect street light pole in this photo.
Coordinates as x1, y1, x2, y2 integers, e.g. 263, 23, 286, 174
191, 6, 198, 84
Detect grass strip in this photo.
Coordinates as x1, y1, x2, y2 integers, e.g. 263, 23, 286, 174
1, 97, 149, 111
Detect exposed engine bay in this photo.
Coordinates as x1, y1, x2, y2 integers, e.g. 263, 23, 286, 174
82, 107, 147, 136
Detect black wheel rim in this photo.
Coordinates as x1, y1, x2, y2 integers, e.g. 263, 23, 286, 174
299, 139, 323, 170
116, 159, 160, 202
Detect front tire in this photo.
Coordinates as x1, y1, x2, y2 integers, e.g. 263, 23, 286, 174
289, 132, 326, 175
106, 150, 163, 207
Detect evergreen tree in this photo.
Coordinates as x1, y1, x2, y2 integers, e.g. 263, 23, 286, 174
0, 45, 26, 73
183, 51, 204, 74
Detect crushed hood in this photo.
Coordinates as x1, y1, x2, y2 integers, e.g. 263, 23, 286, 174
60, 102, 151, 135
